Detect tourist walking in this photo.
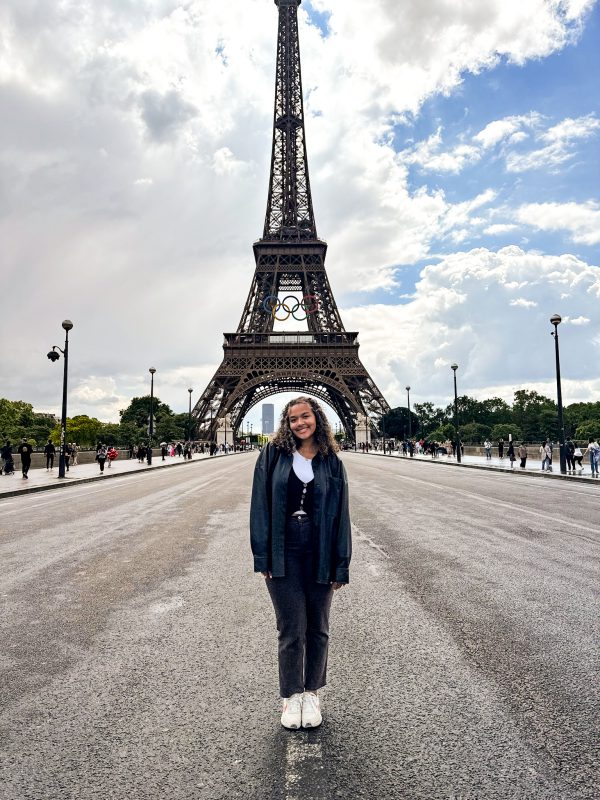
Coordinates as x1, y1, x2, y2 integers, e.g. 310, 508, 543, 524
573, 443, 584, 472
484, 439, 492, 460
583, 438, 600, 477
17, 438, 33, 479
507, 440, 516, 468
518, 442, 528, 469
44, 439, 56, 470
107, 446, 118, 467
1, 441, 14, 475
498, 439, 504, 459
540, 440, 553, 471
565, 439, 576, 472
96, 443, 107, 473
250, 396, 351, 731
64, 443, 72, 472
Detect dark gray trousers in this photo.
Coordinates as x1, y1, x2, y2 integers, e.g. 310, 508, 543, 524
266, 516, 334, 698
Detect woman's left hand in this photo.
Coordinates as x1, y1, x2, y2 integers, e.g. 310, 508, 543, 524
332, 582, 346, 591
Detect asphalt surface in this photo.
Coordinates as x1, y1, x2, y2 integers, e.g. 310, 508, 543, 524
0, 453, 598, 800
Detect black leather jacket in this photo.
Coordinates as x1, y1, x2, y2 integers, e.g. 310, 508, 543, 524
250, 443, 351, 584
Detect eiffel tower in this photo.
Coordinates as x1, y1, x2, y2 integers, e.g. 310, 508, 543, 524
193, 0, 389, 443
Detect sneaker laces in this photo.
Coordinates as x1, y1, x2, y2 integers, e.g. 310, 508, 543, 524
284, 693, 303, 713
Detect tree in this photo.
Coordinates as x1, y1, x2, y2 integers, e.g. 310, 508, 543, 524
50, 415, 104, 448
459, 422, 491, 444
120, 395, 173, 428
98, 423, 122, 446
378, 407, 420, 439
156, 414, 186, 443
575, 421, 600, 441
565, 402, 600, 438
490, 423, 523, 442
413, 402, 448, 437
0, 399, 57, 446
512, 390, 556, 442
429, 423, 456, 442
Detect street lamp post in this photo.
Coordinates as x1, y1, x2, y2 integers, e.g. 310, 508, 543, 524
47, 320, 73, 479
550, 314, 567, 474
188, 388, 193, 444
451, 363, 461, 464
148, 368, 156, 465
406, 385, 411, 442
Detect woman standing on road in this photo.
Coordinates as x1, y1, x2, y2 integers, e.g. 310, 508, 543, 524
250, 396, 351, 731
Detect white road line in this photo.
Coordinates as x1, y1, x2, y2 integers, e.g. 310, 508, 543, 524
0, 470, 231, 516
345, 453, 599, 498
356, 460, 600, 537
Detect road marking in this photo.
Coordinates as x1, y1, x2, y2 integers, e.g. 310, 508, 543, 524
0, 470, 231, 517
284, 736, 322, 799
355, 459, 600, 537
345, 453, 599, 498
392, 468, 600, 535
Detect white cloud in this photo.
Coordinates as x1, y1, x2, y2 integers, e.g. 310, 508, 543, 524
484, 223, 520, 235
473, 114, 541, 149
506, 114, 600, 171
510, 298, 538, 308
403, 112, 599, 177
344, 247, 600, 407
516, 201, 600, 245
569, 315, 591, 325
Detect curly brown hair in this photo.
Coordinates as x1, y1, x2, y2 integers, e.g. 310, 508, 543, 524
272, 396, 339, 456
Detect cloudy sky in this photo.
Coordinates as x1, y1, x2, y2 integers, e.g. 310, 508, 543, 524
1, 0, 599, 428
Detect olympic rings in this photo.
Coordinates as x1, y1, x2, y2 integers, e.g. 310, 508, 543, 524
262, 294, 320, 322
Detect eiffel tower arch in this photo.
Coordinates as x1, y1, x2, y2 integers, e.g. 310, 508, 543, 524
193, 0, 389, 443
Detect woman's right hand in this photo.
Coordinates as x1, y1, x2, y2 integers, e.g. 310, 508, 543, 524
261, 571, 272, 579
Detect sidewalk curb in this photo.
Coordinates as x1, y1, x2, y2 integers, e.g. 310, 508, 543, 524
0, 451, 252, 501
353, 451, 598, 485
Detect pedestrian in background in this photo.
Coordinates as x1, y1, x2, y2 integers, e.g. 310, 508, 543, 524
573, 443, 584, 472
583, 438, 600, 477
1, 441, 14, 475
251, 396, 351, 731
107, 446, 118, 467
565, 439, 576, 472
484, 439, 492, 460
518, 442, 528, 469
17, 438, 33, 479
64, 443, 72, 472
96, 443, 107, 473
44, 439, 56, 470
507, 440, 516, 468
540, 440, 553, 471
498, 439, 504, 459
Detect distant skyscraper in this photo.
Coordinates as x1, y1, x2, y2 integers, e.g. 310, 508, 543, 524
262, 403, 274, 435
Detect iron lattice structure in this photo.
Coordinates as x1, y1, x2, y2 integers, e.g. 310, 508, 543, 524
193, 0, 389, 441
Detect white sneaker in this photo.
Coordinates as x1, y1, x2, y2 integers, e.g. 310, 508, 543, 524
281, 693, 303, 730
302, 692, 322, 728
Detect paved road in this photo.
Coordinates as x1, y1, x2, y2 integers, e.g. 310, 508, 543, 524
0, 454, 598, 799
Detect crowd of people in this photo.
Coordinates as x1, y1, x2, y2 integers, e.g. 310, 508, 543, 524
360, 435, 600, 474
